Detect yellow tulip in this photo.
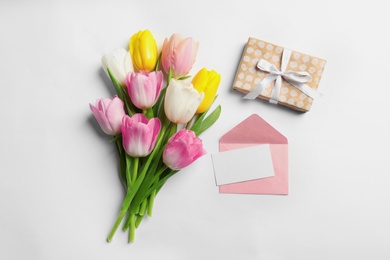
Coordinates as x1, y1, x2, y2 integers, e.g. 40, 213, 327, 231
129, 30, 158, 72
192, 68, 221, 114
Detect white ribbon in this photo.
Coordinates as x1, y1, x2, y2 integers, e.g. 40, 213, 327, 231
243, 48, 321, 104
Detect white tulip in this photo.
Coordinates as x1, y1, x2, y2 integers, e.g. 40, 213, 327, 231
101, 48, 133, 85
164, 79, 204, 124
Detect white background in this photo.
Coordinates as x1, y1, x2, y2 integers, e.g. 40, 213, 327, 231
1, 0, 389, 259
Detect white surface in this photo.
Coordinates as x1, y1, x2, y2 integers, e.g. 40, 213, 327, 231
1, 0, 389, 259
212, 145, 274, 186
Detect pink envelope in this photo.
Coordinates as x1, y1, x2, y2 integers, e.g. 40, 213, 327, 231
219, 114, 289, 195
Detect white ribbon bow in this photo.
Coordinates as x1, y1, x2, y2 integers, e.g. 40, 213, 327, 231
243, 48, 321, 104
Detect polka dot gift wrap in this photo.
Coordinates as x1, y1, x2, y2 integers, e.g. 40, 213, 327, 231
233, 37, 326, 112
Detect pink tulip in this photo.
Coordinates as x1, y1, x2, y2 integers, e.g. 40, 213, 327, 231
122, 114, 161, 157
161, 34, 199, 78
126, 71, 164, 110
89, 96, 125, 136
163, 129, 206, 170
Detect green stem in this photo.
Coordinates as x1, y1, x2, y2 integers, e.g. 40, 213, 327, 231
123, 204, 139, 231
122, 87, 139, 116
129, 165, 168, 214
115, 138, 127, 190
125, 154, 132, 189
132, 157, 139, 183
135, 214, 144, 228
147, 189, 156, 217
144, 108, 154, 119
167, 67, 172, 86
107, 185, 140, 242
139, 199, 147, 216
149, 166, 169, 187
154, 52, 161, 71
147, 170, 177, 196
122, 158, 142, 230
107, 130, 167, 242
164, 123, 177, 145
185, 115, 197, 130
129, 214, 136, 243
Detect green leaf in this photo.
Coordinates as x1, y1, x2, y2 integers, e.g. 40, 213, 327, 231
107, 68, 124, 100
177, 75, 191, 80
106, 163, 149, 242
121, 87, 137, 116
107, 68, 138, 116
193, 105, 221, 136
190, 95, 219, 132
154, 52, 162, 71
167, 67, 173, 85
146, 171, 177, 195
129, 166, 166, 214
114, 139, 127, 190
190, 111, 207, 133
152, 87, 166, 116
128, 127, 173, 211
127, 128, 167, 214
109, 135, 121, 143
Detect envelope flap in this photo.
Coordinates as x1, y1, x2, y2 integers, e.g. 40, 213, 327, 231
220, 114, 288, 144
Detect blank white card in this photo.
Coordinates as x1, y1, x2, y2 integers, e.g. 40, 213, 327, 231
211, 145, 274, 186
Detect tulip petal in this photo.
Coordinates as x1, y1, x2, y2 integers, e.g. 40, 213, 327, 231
163, 129, 206, 170
131, 113, 149, 124
161, 38, 171, 74
147, 118, 161, 150
192, 68, 208, 92
161, 34, 198, 78
90, 103, 112, 135
89, 96, 126, 136
127, 71, 164, 110
130, 30, 158, 72
192, 68, 221, 114
163, 140, 192, 170
172, 38, 198, 78
101, 48, 132, 85
164, 79, 204, 124
105, 97, 125, 134
124, 51, 134, 75
153, 71, 164, 100
135, 125, 153, 156
121, 114, 161, 157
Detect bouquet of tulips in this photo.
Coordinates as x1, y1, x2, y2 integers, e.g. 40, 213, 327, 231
89, 30, 221, 243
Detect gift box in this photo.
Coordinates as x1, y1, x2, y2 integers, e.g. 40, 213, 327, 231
233, 37, 326, 112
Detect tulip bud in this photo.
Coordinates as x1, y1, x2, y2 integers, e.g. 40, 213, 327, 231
163, 129, 206, 170
129, 30, 158, 72
126, 71, 163, 110
101, 48, 133, 86
192, 68, 221, 114
164, 79, 204, 124
121, 114, 161, 157
161, 34, 198, 78
89, 96, 126, 136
